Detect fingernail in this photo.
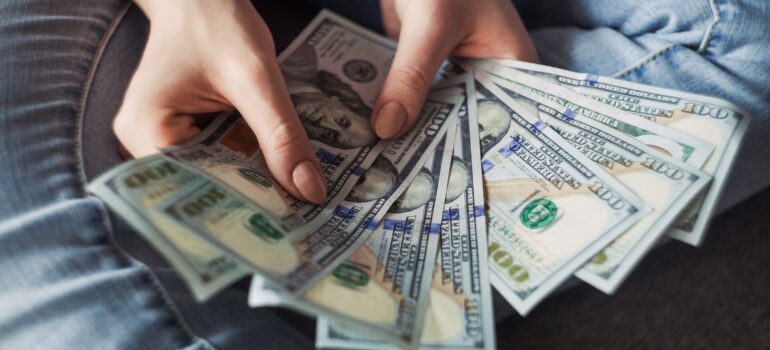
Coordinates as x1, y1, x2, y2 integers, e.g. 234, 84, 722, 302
293, 159, 327, 204
374, 101, 406, 139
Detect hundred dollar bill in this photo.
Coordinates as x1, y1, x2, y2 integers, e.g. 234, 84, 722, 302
461, 59, 716, 170
162, 9, 403, 238
156, 87, 462, 294
88, 155, 248, 301
472, 76, 648, 315
488, 59, 750, 246
317, 75, 496, 349
480, 69, 712, 293
250, 126, 455, 349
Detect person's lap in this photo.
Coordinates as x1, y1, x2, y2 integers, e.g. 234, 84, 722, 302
0, 1, 314, 348
519, 0, 770, 209
0, 1, 204, 348
2, 0, 768, 348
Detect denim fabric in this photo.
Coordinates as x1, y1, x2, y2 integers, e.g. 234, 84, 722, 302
519, 0, 770, 210
0, 1, 312, 349
1, 0, 768, 348
0, 1, 203, 348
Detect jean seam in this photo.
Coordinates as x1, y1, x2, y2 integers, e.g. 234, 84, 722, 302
698, 0, 723, 53
613, 0, 724, 80
74, 3, 215, 349
612, 44, 677, 79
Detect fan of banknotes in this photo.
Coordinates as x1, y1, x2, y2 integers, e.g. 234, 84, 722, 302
89, 10, 750, 350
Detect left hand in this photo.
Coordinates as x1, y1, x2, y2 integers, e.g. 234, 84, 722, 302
372, 0, 538, 138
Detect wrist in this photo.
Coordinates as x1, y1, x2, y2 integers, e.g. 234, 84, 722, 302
133, 0, 189, 21
135, 0, 248, 22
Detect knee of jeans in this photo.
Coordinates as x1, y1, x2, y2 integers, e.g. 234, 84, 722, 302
696, 0, 770, 85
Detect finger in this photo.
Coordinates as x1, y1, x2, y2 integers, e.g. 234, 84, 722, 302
114, 104, 201, 158
371, 15, 460, 139
379, 0, 401, 38
223, 60, 327, 205
114, 73, 209, 158
113, 45, 221, 158
456, 1, 538, 62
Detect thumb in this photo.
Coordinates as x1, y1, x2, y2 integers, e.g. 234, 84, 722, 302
224, 63, 327, 205
371, 19, 459, 139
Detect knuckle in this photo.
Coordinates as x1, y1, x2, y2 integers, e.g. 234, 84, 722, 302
267, 119, 308, 158
112, 110, 146, 156
228, 53, 273, 82
112, 111, 134, 141
391, 66, 430, 99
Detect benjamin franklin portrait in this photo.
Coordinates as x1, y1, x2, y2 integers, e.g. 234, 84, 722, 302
348, 157, 398, 203
390, 169, 435, 213
445, 157, 470, 203
281, 43, 377, 149
477, 100, 511, 157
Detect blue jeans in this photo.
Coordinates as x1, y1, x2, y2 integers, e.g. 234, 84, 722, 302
1, 0, 768, 348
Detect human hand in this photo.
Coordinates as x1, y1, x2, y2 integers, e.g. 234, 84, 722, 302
372, 0, 538, 138
114, 0, 327, 204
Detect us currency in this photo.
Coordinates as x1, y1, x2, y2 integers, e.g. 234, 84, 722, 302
88, 155, 248, 301
250, 125, 455, 349
478, 69, 712, 294
472, 77, 648, 315
461, 59, 716, 170
162, 10, 402, 238
488, 59, 750, 246
156, 87, 462, 295
317, 75, 496, 349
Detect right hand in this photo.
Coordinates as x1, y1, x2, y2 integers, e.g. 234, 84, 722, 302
372, 0, 537, 139
114, 0, 327, 204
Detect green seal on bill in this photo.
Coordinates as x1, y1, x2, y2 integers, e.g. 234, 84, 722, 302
245, 213, 284, 242
332, 262, 370, 289
520, 198, 558, 229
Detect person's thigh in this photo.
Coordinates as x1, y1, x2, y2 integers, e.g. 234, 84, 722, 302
520, 0, 770, 211
78, 0, 391, 347
0, 1, 312, 349
0, 1, 197, 348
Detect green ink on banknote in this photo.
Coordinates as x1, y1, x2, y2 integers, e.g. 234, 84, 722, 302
520, 198, 558, 229
245, 213, 284, 242
332, 262, 370, 289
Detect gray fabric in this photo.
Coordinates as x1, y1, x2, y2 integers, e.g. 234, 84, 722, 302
80, 3, 323, 347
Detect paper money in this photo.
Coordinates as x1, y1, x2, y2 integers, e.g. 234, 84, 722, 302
162, 10, 402, 238
250, 125, 455, 349
317, 75, 496, 349
88, 155, 248, 301
488, 59, 750, 246
461, 59, 716, 170
307, 129, 454, 347
422, 76, 496, 349
82, 10, 753, 347
473, 75, 648, 315
156, 87, 462, 294
477, 68, 712, 293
